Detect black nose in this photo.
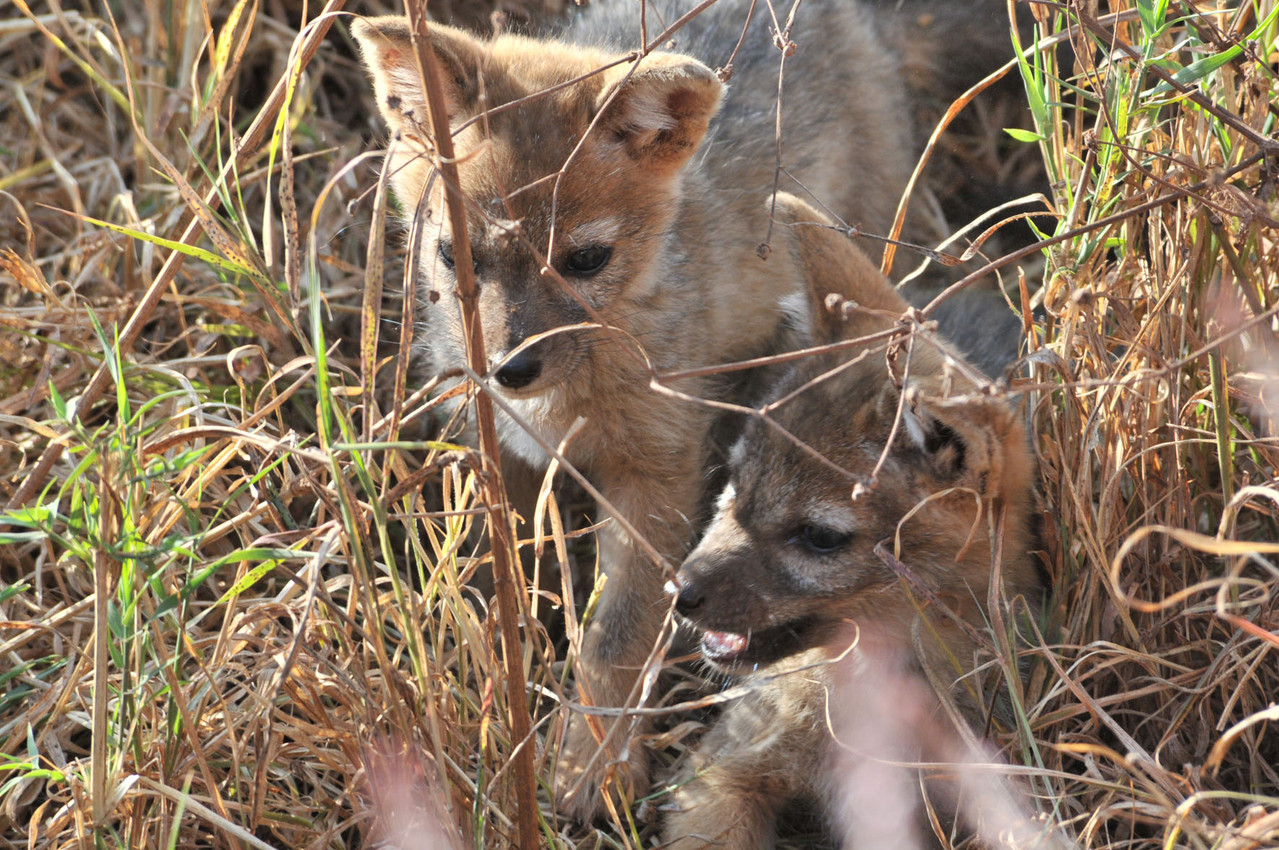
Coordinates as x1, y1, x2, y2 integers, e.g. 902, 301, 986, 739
494, 350, 542, 389
673, 577, 704, 617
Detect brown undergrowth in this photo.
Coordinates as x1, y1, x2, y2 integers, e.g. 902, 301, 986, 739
1015, 2, 1279, 844
0, 1, 1276, 848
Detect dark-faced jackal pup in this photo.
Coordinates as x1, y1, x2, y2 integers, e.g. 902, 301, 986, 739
352, 0, 915, 819
667, 194, 1041, 849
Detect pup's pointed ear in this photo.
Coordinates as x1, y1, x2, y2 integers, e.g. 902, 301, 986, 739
596, 56, 722, 175
900, 388, 1031, 503
352, 16, 484, 139
770, 192, 909, 345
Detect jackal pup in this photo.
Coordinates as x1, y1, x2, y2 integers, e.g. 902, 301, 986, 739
352, 0, 914, 819
667, 194, 1041, 848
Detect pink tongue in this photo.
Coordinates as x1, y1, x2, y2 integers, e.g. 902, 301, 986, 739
702, 631, 748, 658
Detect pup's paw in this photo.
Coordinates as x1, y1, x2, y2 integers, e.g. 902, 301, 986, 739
663, 782, 774, 850
555, 713, 650, 824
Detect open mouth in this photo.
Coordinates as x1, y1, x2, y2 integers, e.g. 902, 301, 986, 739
700, 630, 749, 664
697, 617, 820, 669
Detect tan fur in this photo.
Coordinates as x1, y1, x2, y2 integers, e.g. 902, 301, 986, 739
665, 194, 1041, 849
352, 1, 915, 821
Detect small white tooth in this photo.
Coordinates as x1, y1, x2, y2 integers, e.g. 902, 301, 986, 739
703, 631, 748, 656
663, 580, 679, 596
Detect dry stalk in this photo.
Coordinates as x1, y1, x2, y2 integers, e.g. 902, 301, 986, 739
401, 2, 538, 848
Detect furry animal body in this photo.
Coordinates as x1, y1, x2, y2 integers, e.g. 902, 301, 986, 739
353, 0, 917, 820
666, 194, 1043, 848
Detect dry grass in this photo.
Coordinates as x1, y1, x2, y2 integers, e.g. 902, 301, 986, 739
1011, 3, 1279, 845
1, 0, 1277, 848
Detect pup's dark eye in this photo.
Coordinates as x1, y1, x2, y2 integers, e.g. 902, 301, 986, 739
438, 239, 479, 275
788, 524, 853, 554
563, 245, 613, 275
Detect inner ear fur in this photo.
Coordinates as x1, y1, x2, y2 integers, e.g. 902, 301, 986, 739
901, 386, 1031, 504
352, 16, 485, 139
770, 192, 908, 345
596, 56, 722, 175
766, 195, 1031, 504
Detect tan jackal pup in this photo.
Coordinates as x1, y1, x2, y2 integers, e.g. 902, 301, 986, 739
352, 0, 915, 819
667, 194, 1043, 848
